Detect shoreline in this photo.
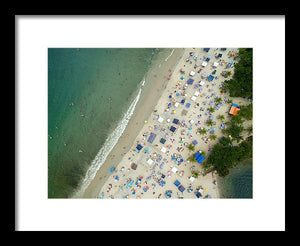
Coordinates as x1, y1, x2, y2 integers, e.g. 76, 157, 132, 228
79, 48, 185, 198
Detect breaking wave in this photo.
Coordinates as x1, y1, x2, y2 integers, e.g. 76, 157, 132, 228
72, 81, 144, 198
165, 48, 174, 61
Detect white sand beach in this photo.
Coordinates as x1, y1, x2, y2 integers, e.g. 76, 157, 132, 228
81, 48, 251, 199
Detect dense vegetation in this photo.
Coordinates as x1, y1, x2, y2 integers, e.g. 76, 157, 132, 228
200, 48, 253, 177
223, 48, 253, 99
203, 136, 253, 177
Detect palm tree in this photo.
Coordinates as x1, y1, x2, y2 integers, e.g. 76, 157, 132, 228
188, 156, 197, 163
191, 170, 200, 178
217, 114, 225, 121
198, 128, 207, 135
208, 107, 215, 113
215, 97, 222, 104
201, 151, 206, 156
210, 134, 217, 140
231, 115, 244, 125
187, 143, 195, 152
206, 119, 214, 127
227, 99, 233, 104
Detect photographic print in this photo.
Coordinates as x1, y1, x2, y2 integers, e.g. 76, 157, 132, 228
48, 47, 253, 199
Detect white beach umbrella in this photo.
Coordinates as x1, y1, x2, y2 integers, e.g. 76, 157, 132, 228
202, 61, 207, 67
147, 159, 154, 165
161, 147, 167, 153
171, 166, 178, 173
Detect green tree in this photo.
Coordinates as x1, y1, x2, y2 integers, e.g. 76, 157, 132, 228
231, 115, 245, 125
239, 103, 253, 120
215, 97, 222, 104
223, 48, 253, 99
203, 136, 252, 178
210, 134, 217, 140
206, 119, 214, 127
188, 156, 197, 162
208, 107, 215, 113
245, 125, 253, 136
187, 143, 195, 152
198, 128, 207, 135
191, 170, 200, 178
217, 114, 225, 121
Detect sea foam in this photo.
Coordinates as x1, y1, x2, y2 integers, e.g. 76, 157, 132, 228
72, 82, 144, 198
165, 48, 174, 62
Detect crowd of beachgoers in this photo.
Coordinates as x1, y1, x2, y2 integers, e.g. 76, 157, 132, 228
97, 48, 250, 199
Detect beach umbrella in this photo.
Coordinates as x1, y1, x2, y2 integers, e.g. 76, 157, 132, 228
110, 167, 114, 172
169, 95, 172, 98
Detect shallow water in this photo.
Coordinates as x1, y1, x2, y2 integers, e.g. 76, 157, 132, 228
218, 159, 253, 198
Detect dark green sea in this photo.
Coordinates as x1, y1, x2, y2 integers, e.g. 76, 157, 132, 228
48, 48, 171, 198
218, 159, 253, 198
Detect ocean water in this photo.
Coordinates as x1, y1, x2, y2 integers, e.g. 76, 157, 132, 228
218, 159, 253, 198
48, 48, 171, 198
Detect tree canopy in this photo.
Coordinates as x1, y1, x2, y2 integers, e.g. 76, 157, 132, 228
203, 136, 252, 177
223, 48, 253, 99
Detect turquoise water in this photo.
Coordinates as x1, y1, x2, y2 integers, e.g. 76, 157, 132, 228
218, 159, 253, 198
48, 48, 167, 198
